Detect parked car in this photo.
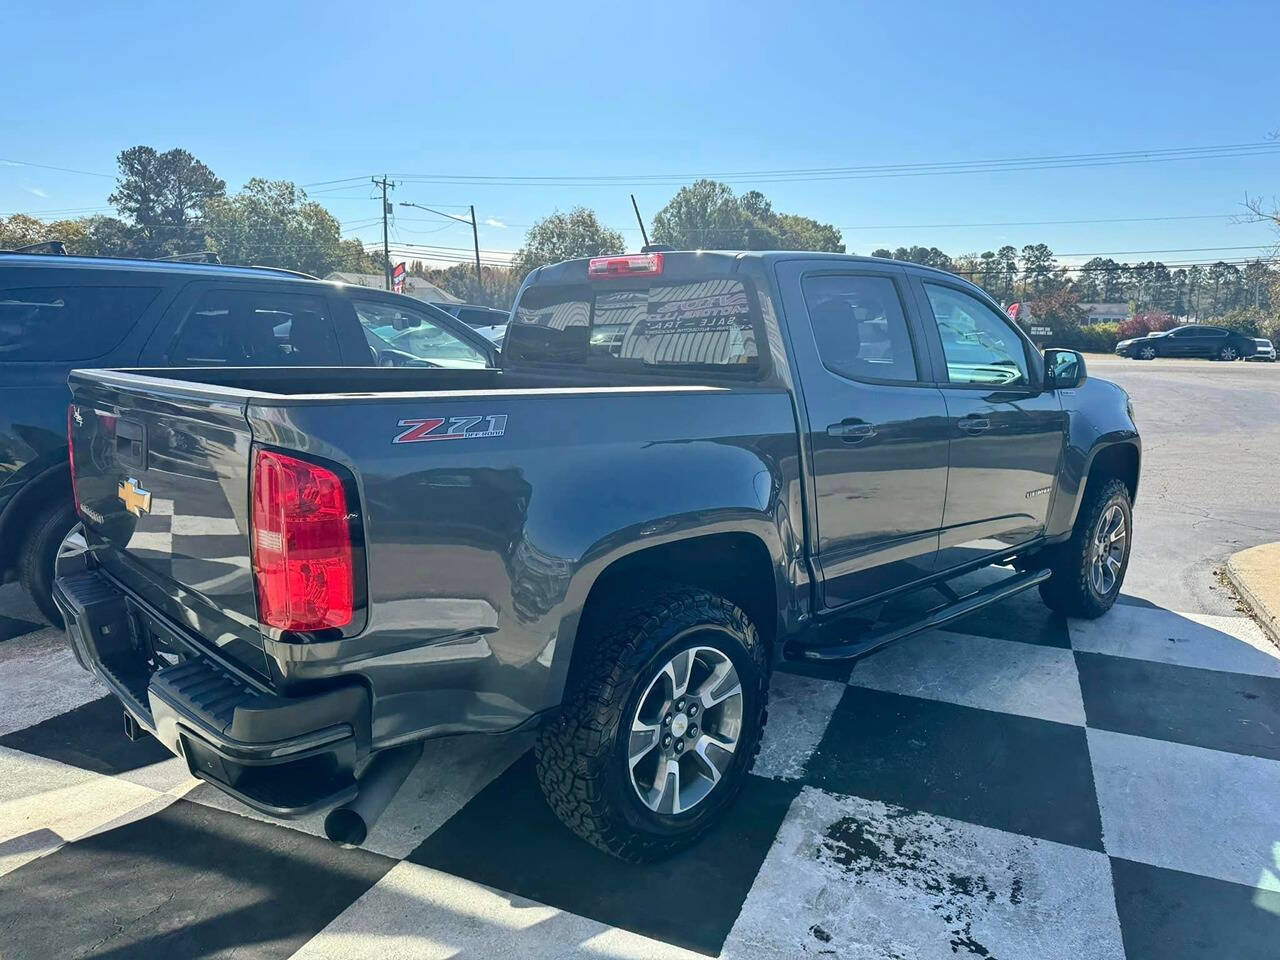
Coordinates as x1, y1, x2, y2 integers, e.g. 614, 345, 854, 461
1115, 324, 1258, 361
435, 302, 509, 346
0, 252, 496, 625
1246, 337, 1276, 362
56, 250, 1139, 861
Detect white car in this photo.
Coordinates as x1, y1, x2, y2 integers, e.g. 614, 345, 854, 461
1247, 338, 1276, 362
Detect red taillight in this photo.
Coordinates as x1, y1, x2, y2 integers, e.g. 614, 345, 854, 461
67, 404, 81, 517
251, 449, 354, 632
588, 253, 663, 278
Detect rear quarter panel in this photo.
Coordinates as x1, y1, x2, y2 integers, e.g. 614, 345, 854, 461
247, 386, 804, 746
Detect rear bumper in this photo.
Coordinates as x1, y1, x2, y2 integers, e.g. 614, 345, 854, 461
53, 569, 371, 817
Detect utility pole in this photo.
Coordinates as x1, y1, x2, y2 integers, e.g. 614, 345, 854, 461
469, 205, 481, 284
373, 175, 393, 290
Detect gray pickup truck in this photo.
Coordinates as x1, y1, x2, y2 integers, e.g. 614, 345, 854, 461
56, 250, 1139, 861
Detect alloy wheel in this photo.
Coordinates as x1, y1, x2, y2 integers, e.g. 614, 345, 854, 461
1220, 347, 1239, 361
1089, 504, 1127, 597
627, 644, 743, 816
1139, 346, 1156, 359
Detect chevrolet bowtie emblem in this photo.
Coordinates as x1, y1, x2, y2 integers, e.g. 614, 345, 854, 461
117, 477, 153, 517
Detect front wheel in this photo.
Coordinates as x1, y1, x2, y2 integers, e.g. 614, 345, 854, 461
1138, 345, 1157, 360
535, 588, 769, 862
1218, 346, 1240, 361
1039, 478, 1132, 618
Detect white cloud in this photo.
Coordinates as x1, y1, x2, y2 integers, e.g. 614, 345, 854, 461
484, 217, 507, 229
24, 186, 48, 198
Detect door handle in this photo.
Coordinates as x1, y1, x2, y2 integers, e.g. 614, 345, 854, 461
827, 421, 876, 442
957, 416, 991, 434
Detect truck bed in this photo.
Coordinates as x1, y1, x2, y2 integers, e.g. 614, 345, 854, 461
87, 365, 736, 398
66, 364, 800, 746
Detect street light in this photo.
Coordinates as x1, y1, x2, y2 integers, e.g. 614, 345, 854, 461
399, 202, 482, 282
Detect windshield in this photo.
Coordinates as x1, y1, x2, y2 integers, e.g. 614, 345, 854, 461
353, 299, 490, 368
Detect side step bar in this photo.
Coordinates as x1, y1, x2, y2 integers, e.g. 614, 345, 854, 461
786, 568, 1052, 663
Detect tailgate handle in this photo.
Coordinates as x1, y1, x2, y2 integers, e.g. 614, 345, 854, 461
116, 419, 148, 469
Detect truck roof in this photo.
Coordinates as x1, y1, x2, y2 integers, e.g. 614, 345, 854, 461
531, 249, 970, 286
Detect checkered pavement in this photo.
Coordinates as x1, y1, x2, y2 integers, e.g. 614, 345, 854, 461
1, 571, 1278, 959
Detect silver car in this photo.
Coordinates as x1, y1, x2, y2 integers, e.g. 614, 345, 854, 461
1247, 338, 1276, 362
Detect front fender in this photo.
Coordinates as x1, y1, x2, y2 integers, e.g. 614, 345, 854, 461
1046, 377, 1140, 538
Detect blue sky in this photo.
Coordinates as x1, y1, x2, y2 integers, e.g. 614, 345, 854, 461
2, 0, 1278, 268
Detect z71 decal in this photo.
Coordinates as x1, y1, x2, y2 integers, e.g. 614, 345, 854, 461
393, 415, 508, 444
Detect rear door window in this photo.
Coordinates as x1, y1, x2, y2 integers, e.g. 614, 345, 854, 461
0, 285, 160, 362
507, 278, 761, 375
168, 289, 342, 365
802, 274, 919, 382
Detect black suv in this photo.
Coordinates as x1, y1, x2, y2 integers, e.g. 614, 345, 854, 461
0, 253, 495, 624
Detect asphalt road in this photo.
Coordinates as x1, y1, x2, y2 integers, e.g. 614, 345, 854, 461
1083, 356, 1280, 615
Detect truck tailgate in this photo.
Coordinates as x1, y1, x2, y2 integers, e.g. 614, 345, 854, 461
68, 371, 269, 679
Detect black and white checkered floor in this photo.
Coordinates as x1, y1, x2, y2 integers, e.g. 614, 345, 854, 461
2, 579, 1278, 959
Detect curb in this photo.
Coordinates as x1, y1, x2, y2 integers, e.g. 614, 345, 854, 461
1224, 544, 1280, 648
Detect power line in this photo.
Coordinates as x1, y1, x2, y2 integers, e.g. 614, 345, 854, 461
0, 158, 115, 179
383, 140, 1280, 186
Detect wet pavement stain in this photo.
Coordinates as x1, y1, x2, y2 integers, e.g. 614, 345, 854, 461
817, 814, 1023, 958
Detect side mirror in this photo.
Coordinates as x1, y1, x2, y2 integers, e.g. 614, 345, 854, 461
1044, 348, 1086, 389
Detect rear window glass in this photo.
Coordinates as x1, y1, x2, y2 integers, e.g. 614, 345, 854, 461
505, 278, 761, 375
169, 289, 342, 366
0, 285, 160, 362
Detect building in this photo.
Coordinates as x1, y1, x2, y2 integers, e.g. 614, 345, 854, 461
325, 271, 461, 305
1079, 302, 1132, 327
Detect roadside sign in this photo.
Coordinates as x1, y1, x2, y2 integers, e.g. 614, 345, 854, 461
1029, 325, 1053, 336
392, 262, 406, 294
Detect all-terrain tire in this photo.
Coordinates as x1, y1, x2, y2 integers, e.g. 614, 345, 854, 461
535, 587, 769, 862
1038, 477, 1132, 618
19, 498, 78, 627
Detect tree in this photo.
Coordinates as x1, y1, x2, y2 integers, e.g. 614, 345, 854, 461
651, 180, 843, 252
204, 178, 364, 276
1026, 287, 1087, 331
512, 207, 625, 277
420, 263, 523, 309
890, 246, 953, 271
950, 252, 985, 284
993, 245, 1019, 302
652, 180, 762, 249
108, 146, 226, 257
1020, 243, 1057, 296
774, 213, 844, 253
1205, 261, 1241, 316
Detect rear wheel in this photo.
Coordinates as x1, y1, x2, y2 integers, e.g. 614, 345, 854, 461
535, 587, 769, 862
1039, 478, 1132, 618
18, 498, 78, 627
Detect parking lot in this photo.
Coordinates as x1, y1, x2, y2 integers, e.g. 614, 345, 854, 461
1, 356, 1278, 960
